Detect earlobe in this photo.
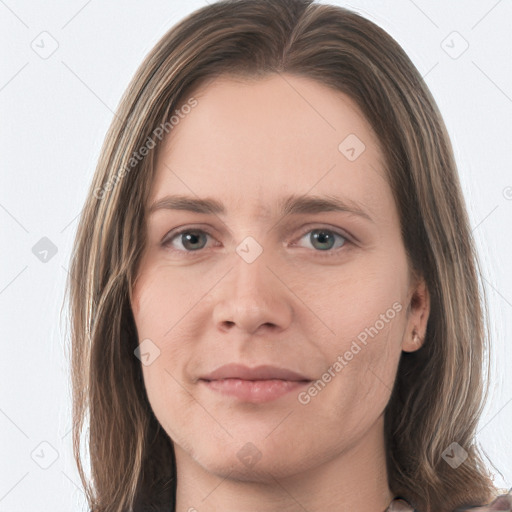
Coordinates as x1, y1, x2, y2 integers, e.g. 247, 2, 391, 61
405, 328, 423, 351
402, 277, 430, 353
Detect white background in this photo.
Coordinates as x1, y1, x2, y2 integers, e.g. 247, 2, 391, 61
1, 1, 511, 510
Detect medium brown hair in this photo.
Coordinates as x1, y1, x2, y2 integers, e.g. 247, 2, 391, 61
66, 1, 498, 511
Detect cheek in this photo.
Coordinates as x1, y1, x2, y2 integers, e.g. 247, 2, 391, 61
304, 296, 405, 431
131, 260, 207, 339
131, 262, 212, 419
313, 261, 408, 348
304, 253, 409, 403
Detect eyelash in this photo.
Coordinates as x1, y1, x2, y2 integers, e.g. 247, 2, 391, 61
161, 225, 353, 258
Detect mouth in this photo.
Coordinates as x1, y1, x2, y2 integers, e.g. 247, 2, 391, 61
198, 364, 313, 403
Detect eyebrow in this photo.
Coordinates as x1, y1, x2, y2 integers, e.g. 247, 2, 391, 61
148, 194, 374, 222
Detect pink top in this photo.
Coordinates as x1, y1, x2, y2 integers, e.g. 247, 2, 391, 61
386, 494, 512, 511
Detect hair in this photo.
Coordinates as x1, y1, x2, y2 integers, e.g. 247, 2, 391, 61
66, 1, 499, 511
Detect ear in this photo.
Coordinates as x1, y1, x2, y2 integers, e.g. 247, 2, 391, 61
402, 276, 430, 353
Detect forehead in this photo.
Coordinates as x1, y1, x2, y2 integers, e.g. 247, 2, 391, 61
150, 73, 392, 222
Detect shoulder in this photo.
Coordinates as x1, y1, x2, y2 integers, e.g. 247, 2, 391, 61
388, 493, 512, 512
387, 499, 417, 511
454, 493, 512, 511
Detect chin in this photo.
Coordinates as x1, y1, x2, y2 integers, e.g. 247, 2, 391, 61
187, 437, 312, 484
197, 455, 296, 484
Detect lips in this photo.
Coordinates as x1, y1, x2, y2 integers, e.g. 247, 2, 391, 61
198, 364, 312, 403
199, 363, 312, 382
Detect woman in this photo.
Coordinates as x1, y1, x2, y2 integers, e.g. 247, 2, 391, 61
67, 1, 511, 511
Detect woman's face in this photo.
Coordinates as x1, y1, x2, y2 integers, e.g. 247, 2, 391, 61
131, 74, 429, 481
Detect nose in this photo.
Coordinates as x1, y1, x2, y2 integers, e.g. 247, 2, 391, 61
212, 248, 293, 336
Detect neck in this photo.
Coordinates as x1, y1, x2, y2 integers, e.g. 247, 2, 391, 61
174, 415, 393, 512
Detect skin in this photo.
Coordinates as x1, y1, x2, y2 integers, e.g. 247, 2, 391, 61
131, 73, 430, 512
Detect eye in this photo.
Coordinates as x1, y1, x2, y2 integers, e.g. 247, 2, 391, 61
162, 228, 213, 252
293, 227, 348, 254
161, 226, 351, 257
